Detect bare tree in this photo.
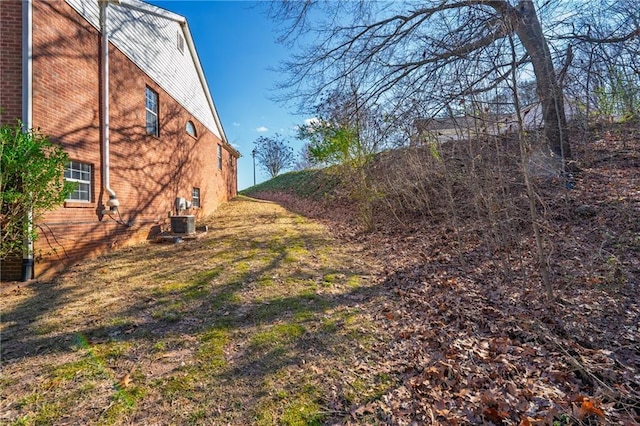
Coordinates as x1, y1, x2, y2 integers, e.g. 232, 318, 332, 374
271, 0, 639, 162
298, 87, 386, 165
293, 142, 315, 171
253, 134, 294, 178
568, 2, 640, 122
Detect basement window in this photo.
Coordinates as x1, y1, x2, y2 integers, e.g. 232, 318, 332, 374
192, 187, 200, 207
64, 161, 92, 202
145, 86, 159, 137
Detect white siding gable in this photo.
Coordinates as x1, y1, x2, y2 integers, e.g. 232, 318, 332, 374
65, 0, 223, 140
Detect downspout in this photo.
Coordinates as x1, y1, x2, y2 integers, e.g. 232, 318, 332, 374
99, 0, 120, 215
21, 0, 34, 281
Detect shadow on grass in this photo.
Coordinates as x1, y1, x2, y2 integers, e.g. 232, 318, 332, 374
0, 196, 387, 425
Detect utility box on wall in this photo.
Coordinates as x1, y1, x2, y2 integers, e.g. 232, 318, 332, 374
170, 215, 196, 234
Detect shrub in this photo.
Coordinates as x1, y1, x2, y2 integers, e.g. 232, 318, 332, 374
0, 121, 74, 258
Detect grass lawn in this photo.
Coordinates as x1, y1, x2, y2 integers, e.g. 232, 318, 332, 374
0, 196, 393, 425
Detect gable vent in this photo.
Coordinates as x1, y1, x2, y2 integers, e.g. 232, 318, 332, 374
177, 31, 185, 54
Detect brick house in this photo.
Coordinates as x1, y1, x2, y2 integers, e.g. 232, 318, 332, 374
0, 0, 240, 281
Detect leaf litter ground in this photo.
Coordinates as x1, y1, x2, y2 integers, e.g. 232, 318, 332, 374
249, 126, 639, 425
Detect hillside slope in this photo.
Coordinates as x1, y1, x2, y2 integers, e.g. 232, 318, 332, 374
244, 123, 640, 424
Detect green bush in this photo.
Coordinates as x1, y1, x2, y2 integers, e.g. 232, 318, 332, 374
1, 121, 74, 257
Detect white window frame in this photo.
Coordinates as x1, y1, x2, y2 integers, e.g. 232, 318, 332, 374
192, 187, 200, 207
145, 86, 159, 136
217, 144, 223, 170
65, 161, 92, 202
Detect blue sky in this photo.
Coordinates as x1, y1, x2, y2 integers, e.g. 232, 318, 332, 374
147, 1, 306, 190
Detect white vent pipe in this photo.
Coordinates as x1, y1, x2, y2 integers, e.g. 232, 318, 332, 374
99, 0, 120, 214
21, 0, 34, 281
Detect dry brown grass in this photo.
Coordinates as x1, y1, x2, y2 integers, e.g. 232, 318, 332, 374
1, 196, 394, 425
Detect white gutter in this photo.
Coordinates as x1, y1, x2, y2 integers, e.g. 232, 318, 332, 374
117, 0, 184, 23
22, 0, 34, 281
99, 0, 120, 214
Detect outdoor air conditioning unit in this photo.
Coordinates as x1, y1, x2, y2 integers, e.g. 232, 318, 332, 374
171, 215, 195, 234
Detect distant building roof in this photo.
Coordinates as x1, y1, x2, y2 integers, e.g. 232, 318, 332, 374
415, 99, 580, 143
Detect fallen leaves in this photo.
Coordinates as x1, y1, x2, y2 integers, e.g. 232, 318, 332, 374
368, 256, 639, 424
116, 372, 132, 389
248, 126, 640, 425
483, 406, 509, 424
574, 396, 606, 420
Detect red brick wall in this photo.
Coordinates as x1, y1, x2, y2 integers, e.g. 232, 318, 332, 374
25, 1, 238, 280
0, 1, 22, 281
0, 0, 22, 125
1, 257, 22, 281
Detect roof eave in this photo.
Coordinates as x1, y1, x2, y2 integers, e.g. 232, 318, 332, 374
118, 0, 236, 153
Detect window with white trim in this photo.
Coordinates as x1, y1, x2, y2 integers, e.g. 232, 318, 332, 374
217, 144, 223, 170
64, 161, 92, 202
192, 187, 200, 207
145, 86, 159, 136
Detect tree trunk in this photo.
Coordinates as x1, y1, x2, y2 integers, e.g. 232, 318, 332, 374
512, 0, 572, 160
